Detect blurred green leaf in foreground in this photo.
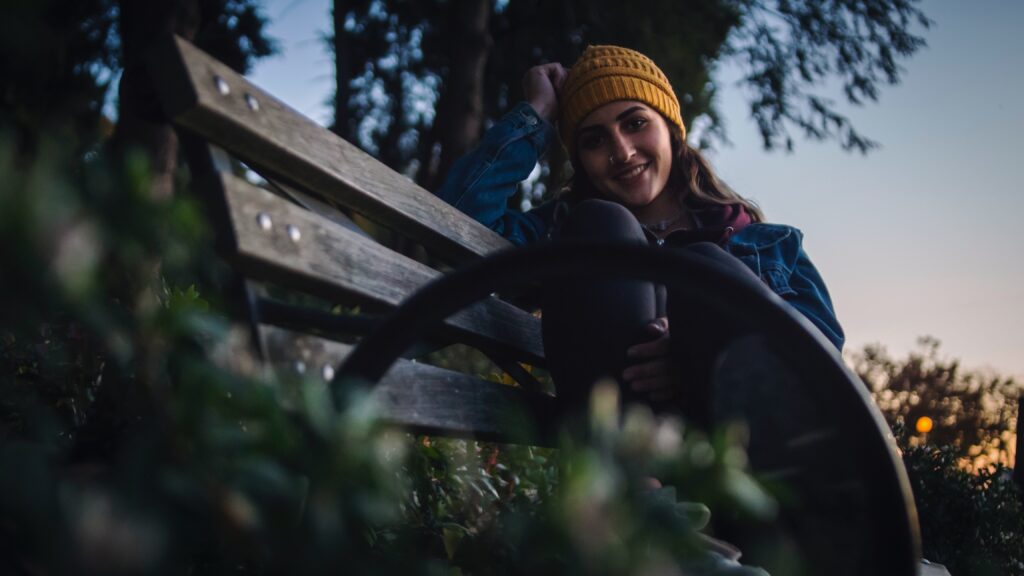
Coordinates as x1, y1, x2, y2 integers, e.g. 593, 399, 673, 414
0, 129, 776, 575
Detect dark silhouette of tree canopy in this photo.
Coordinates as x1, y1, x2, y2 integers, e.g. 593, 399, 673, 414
330, 0, 931, 191
0, 0, 275, 180
0, 0, 119, 153
731, 0, 931, 152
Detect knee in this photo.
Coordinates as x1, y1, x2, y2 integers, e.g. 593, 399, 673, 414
682, 241, 749, 272
562, 199, 644, 241
682, 241, 727, 259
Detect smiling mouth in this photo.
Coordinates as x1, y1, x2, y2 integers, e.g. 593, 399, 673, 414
612, 162, 650, 181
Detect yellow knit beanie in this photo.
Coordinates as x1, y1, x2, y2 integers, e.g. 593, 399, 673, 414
558, 45, 684, 155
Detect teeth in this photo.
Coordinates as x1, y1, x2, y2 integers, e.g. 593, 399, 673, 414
617, 163, 648, 179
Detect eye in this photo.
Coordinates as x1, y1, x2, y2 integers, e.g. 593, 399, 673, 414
579, 133, 605, 150
625, 116, 648, 131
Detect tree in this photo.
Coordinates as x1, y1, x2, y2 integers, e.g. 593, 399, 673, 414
851, 337, 1020, 471
418, 0, 492, 190
330, 0, 448, 174
0, 0, 119, 154
110, 0, 201, 200
0, 1, 275, 167
728, 0, 931, 152
110, 0, 276, 199
331, 0, 739, 186
330, 0, 931, 194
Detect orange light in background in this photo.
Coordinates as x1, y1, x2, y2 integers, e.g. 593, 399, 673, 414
915, 416, 934, 434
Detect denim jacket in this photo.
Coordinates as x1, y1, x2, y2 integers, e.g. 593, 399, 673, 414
436, 102, 844, 350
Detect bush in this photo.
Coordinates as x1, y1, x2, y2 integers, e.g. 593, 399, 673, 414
0, 133, 775, 575
895, 422, 1024, 575
853, 338, 1018, 472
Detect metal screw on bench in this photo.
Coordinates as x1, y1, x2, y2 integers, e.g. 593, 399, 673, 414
286, 224, 301, 242
294, 360, 306, 375
214, 75, 230, 96
245, 93, 260, 112
321, 364, 335, 382
256, 212, 273, 231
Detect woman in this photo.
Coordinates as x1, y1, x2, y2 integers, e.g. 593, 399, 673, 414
436, 45, 843, 422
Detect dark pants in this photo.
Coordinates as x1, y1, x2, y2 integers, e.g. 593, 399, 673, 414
541, 199, 773, 427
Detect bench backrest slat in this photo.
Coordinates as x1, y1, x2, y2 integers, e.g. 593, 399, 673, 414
260, 327, 554, 440
222, 173, 544, 364
150, 35, 510, 265
267, 177, 370, 239
153, 35, 550, 432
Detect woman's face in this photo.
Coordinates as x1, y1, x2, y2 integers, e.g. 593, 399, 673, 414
575, 100, 675, 212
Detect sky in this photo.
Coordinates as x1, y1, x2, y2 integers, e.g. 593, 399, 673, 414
249, 0, 1024, 380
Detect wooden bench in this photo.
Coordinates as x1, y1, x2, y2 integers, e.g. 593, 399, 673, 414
149, 35, 921, 575
149, 35, 555, 440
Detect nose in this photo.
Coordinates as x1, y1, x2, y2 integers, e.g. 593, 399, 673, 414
608, 132, 634, 164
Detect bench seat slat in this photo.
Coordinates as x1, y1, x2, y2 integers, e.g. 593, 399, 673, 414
223, 173, 544, 364
260, 327, 554, 441
151, 35, 509, 264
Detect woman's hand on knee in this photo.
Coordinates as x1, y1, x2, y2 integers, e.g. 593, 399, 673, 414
624, 317, 676, 401
523, 63, 567, 122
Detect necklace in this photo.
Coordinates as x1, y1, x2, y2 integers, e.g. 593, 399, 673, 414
644, 211, 689, 232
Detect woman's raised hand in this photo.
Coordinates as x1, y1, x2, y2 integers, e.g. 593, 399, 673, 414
623, 317, 676, 403
522, 63, 567, 123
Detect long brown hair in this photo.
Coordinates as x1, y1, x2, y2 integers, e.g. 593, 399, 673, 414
563, 118, 765, 223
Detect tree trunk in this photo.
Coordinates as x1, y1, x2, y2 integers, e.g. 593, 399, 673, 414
109, 0, 199, 200
419, 0, 492, 190
332, 0, 355, 140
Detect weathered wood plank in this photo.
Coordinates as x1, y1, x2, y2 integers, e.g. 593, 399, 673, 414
150, 34, 510, 264
259, 327, 554, 441
265, 176, 370, 240
222, 173, 544, 364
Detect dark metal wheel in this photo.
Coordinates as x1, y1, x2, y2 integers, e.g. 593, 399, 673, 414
337, 241, 920, 575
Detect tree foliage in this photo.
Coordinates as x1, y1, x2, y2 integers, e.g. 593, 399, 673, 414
0, 135, 771, 573
0, 0, 275, 161
728, 0, 931, 152
329, 0, 931, 194
852, 337, 1020, 472
0, 0, 119, 152
332, 0, 741, 187
191, 0, 278, 73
